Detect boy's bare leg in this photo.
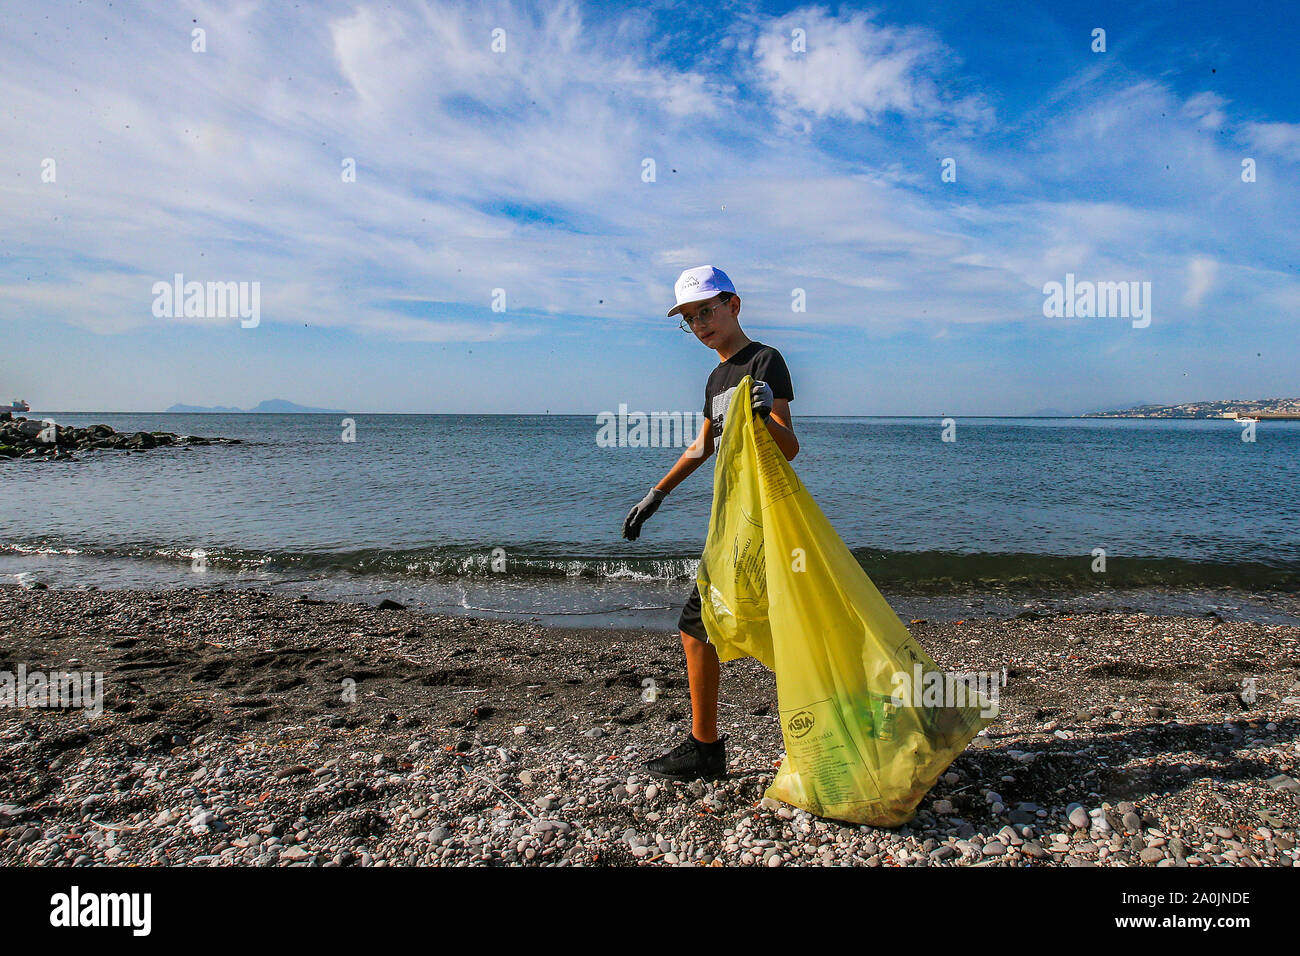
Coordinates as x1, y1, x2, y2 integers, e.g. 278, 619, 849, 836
681, 630, 720, 743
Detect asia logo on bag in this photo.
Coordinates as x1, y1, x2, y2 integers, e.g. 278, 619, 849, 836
787, 710, 815, 738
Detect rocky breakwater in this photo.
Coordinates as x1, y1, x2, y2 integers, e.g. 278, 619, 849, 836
0, 412, 242, 461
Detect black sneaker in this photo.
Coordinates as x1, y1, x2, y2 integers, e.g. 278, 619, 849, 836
645, 733, 728, 781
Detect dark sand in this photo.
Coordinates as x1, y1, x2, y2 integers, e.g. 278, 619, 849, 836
1, 584, 1298, 866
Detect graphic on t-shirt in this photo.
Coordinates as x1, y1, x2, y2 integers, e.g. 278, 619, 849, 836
711, 385, 739, 432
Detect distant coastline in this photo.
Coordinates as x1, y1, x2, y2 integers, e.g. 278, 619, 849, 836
1084, 398, 1300, 420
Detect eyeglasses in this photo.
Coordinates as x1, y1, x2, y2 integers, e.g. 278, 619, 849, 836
678, 297, 728, 333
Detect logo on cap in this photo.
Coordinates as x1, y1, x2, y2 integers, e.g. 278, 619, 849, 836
669, 264, 736, 317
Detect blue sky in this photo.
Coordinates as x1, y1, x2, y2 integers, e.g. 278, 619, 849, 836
1, 0, 1297, 415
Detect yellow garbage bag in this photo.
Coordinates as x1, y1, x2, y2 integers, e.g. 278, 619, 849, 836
697, 375, 996, 826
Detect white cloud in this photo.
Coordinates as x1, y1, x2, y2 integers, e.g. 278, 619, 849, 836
330, 7, 410, 108
1242, 121, 1300, 157
0, 0, 1293, 362
1184, 256, 1218, 308
747, 7, 992, 129
1182, 91, 1227, 130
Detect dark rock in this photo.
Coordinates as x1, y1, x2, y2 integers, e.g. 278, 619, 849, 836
0, 415, 236, 462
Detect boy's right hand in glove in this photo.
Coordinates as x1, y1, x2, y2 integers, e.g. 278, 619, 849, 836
622, 487, 667, 540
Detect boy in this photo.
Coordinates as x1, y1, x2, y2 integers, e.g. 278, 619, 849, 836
621, 265, 798, 780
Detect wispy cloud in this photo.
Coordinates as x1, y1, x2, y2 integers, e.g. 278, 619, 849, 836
0, 0, 1296, 412
1242, 121, 1300, 157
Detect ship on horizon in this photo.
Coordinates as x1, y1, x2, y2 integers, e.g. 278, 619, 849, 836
5, 399, 30, 413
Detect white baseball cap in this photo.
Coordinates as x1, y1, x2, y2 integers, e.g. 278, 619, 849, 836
667, 265, 736, 317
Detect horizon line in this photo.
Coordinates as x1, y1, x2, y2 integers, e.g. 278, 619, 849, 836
16, 410, 1280, 420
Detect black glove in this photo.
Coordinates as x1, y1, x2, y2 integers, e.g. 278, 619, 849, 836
622, 487, 667, 540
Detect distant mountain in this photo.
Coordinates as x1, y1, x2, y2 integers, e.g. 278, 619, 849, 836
247, 399, 347, 414
165, 403, 244, 413
166, 399, 347, 414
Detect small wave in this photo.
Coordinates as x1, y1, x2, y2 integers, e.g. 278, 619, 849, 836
1, 543, 84, 556
3, 539, 1297, 593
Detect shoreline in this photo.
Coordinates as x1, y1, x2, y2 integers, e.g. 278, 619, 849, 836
1, 583, 1298, 866
6, 551, 1300, 630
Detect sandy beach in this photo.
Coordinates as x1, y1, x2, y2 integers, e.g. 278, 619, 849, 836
1, 583, 1297, 867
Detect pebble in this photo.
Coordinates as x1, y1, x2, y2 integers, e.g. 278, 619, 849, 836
6, 587, 1299, 871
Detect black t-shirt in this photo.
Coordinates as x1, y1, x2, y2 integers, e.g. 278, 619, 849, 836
703, 341, 794, 437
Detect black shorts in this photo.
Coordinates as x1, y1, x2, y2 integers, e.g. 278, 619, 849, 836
677, 583, 709, 642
